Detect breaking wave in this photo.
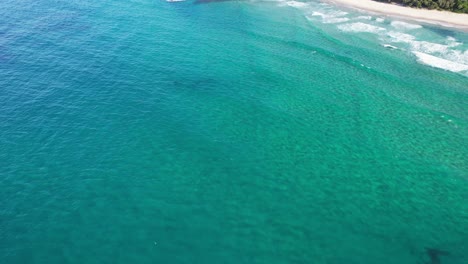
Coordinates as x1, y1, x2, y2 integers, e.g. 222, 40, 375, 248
275, 0, 468, 75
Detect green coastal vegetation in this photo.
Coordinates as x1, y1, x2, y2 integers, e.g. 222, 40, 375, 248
375, 0, 468, 13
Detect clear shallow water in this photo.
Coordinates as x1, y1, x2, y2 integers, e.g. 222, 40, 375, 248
0, 0, 467, 263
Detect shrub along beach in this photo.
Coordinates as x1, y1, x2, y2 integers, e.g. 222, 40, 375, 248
375, 0, 468, 13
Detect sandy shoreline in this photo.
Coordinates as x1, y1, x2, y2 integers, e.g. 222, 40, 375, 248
324, 0, 468, 30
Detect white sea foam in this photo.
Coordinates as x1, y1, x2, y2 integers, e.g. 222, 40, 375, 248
333, 11, 348, 17
311, 11, 324, 17
338, 22, 385, 33
310, 11, 349, 24
447, 36, 457, 42
311, 10, 348, 17
413, 51, 468, 72
356, 16, 372, 20
376, 18, 385, 23
383, 44, 398, 50
387, 31, 416, 43
387, 32, 452, 54
444, 50, 468, 65
285, 1, 308, 8
387, 31, 460, 55
391, 21, 422, 30
411, 41, 450, 54
325, 17, 350, 24
446, 37, 461, 48
277, 1, 468, 75
447, 36, 457, 41
386, 31, 468, 73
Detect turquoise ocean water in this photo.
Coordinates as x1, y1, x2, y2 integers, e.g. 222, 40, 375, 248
1, 0, 467, 263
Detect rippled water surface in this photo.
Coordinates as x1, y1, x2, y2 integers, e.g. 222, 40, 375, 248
1, 0, 467, 263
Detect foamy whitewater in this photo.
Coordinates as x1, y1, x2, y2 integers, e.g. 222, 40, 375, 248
279, 0, 468, 74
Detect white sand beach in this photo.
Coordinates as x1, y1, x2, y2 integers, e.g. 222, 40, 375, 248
325, 0, 468, 30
